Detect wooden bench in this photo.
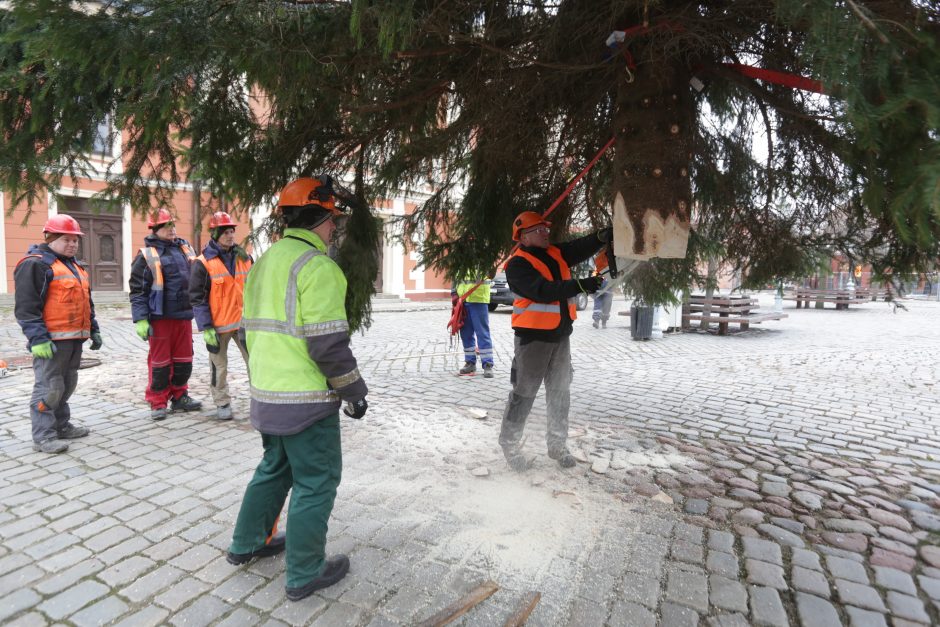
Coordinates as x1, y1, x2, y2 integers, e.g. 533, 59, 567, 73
784, 288, 869, 309
682, 295, 788, 335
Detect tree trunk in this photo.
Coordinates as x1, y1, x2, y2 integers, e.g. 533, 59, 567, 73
700, 256, 718, 331
612, 52, 693, 260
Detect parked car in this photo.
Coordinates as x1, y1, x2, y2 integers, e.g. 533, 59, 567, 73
489, 272, 589, 311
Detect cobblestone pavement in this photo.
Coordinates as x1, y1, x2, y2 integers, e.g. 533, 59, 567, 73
0, 294, 939, 626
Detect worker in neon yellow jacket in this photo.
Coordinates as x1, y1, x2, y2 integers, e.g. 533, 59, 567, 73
456, 274, 494, 378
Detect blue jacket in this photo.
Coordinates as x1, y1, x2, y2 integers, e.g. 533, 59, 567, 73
14, 244, 99, 349
128, 235, 195, 321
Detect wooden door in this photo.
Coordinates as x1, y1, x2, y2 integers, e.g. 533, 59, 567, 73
65, 198, 124, 291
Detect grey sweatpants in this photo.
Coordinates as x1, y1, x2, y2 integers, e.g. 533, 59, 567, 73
30, 339, 82, 443
499, 335, 572, 454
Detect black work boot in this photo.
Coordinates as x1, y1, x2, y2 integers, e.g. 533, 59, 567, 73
171, 395, 203, 412
33, 439, 69, 454
286, 554, 350, 601
548, 447, 577, 468
503, 446, 532, 472
458, 362, 476, 376
226, 532, 286, 565
57, 424, 89, 439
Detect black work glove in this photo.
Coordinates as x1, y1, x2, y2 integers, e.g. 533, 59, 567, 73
578, 275, 604, 294
89, 331, 103, 351
597, 227, 613, 243
343, 398, 368, 419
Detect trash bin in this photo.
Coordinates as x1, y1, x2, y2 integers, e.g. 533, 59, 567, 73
630, 303, 654, 340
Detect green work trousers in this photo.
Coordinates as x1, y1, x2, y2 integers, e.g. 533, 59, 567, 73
229, 414, 342, 588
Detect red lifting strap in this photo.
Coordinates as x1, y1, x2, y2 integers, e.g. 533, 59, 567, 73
448, 137, 617, 335
724, 63, 826, 95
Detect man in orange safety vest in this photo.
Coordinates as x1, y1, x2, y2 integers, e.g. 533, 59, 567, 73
498, 211, 611, 471
189, 211, 253, 420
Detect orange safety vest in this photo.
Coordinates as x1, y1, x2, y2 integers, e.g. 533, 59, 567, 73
195, 254, 252, 333
510, 245, 577, 330
17, 254, 92, 340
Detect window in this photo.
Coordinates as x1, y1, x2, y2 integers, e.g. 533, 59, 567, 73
91, 116, 115, 157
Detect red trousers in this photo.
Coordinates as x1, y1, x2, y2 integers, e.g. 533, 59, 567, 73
146, 318, 194, 409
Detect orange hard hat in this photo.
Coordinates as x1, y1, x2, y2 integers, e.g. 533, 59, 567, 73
208, 211, 237, 229
512, 211, 550, 241
276, 176, 344, 215
147, 208, 175, 228
43, 214, 84, 236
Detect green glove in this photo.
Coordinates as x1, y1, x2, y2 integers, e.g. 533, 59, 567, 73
203, 328, 219, 347
31, 341, 54, 359
135, 320, 152, 341
89, 331, 103, 351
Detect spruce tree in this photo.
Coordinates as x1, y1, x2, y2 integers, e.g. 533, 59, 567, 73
0, 1, 937, 326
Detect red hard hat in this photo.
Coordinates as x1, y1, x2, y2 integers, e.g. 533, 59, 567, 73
43, 214, 84, 236
208, 211, 237, 229
512, 211, 550, 241
277, 176, 343, 215
147, 208, 175, 228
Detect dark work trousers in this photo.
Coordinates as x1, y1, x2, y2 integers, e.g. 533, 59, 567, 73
30, 339, 83, 443
499, 335, 573, 455
146, 318, 194, 409
229, 414, 342, 589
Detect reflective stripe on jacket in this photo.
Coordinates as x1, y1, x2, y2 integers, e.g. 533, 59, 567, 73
243, 228, 366, 435
510, 246, 577, 330
137, 241, 196, 317
196, 254, 252, 333
17, 254, 92, 340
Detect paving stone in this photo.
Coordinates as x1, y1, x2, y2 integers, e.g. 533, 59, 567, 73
119, 564, 185, 603
741, 537, 782, 565
769, 517, 804, 534
795, 591, 841, 627
792, 565, 830, 598
115, 605, 170, 627
619, 572, 660, 608
823, 518, 878, 535
870, 536, 916, 557
756, 523, 804, 547
706, 550, 739, 579
35, 558, 105, 595
811, 480, 856, 495
709, 574, 748, 612
791, 548, 822, 571
216, 608, 261, 627
917, 575, 940, 601
746, 559, 787, 590
921, 545, 940, 568
213, 572, 266, 603
671, 539, 704, 565
869, 547, 915, 572
835, 579, 887, 612
911, 511, 940, 532
821, 531, 868, 553
96, 555, 156, 587
309, 602, 365, 627
659, 602, 699, 627
169, 594, 233, 627
708, 530, 735, 553
665, 568, 708, 613
4, 611, 47, 627
845, 606, 888, 627
608, 600, 655, 627
169, 544, 221, 572
37, 580, 109, 620
825, 555, 869, 583
706, 612, 751, 627
885, 591, 930, 623
792, 491, 823, 510
866, 508, 912, 531
748, 585, 788, 627
69, 595, 129, 627
0, 589, 41, 623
